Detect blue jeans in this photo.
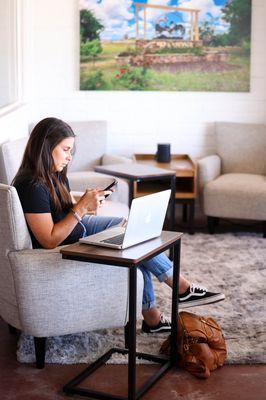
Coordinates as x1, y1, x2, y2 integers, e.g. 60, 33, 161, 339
81, 215, 173, 311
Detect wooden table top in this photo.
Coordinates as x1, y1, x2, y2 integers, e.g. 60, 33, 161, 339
134, 154, 196, 178
61, 231, 182, 267
95, 163, 176, 179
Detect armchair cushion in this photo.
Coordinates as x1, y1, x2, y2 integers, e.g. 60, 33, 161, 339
216, 122, 266, 175
68, 171, 117, 192
204, 173, 266, 220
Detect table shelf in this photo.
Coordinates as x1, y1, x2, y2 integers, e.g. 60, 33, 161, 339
134, 154, 197, 199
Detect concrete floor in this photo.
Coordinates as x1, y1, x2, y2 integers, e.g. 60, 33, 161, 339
1, 318, 265, 400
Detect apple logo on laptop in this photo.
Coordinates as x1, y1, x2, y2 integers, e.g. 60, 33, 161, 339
144, 213, 151, 224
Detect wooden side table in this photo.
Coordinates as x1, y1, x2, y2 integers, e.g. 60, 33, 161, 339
95, 163, 176, 231
134, 154, 197, 234
61, 231, 182, 400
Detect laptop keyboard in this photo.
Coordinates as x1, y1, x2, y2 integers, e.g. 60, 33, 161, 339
101, 233, 125, 245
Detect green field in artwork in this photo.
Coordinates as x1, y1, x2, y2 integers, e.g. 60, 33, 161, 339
80, 41, 250, 92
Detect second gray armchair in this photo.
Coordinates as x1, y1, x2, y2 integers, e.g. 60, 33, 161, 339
198, 122, 266, 237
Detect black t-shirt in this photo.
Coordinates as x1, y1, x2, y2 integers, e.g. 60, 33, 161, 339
14, 175, 83, 248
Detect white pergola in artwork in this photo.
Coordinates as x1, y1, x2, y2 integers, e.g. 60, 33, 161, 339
134, 3, 200, 42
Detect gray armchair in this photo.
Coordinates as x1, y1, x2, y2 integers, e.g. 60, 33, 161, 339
0, 184, 144, 368
198, 122, 266, 237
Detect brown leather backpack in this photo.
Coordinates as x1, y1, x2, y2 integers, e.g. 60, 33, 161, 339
160, 311, 227, 379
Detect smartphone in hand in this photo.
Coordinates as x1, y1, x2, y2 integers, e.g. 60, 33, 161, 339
104, 179, 118, 198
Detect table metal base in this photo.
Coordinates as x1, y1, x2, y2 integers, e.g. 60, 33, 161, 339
61, 234, 181, 400
63, 347, 171, 400
176, 199, 195, 235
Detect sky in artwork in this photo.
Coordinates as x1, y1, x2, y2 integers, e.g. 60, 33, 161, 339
79, 0, 230, 41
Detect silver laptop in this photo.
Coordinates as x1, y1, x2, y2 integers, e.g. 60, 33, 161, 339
79, 189, 171, 249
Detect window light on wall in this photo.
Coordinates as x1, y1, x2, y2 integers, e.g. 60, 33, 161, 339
0, 0, 21, 111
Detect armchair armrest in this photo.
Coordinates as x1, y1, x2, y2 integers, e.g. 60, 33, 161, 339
8, 247, 143, 336
197, 155, 221, 190
101, 153, 134, 166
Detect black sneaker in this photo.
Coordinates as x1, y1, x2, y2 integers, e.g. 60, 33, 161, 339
141, 314, 171, 334
179, 284, 225, 309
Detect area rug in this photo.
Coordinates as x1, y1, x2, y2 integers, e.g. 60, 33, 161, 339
17, 232, 266, 365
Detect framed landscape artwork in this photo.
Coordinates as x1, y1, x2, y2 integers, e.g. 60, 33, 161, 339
79, 0, 251, 92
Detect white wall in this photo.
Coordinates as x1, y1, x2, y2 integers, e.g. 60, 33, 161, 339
0, 0, 17, 108
1, 0, 266, 157
0, 105, 29, 143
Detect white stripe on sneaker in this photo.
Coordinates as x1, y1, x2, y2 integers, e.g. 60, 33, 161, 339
180, 284, 207, 301
179, 293, 225, 309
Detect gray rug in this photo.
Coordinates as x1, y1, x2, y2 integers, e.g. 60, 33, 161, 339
17, 233, 266, 365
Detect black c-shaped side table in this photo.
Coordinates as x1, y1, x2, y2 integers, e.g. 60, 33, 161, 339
60, 231, 182, 400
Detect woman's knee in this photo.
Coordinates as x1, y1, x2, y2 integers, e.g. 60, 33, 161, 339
82, 215, 123, 235
107, 216, 124, 228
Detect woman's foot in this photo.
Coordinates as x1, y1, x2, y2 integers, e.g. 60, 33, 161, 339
141, 283, 225, 334
165, 276, 225, 308
179, 284, 225, 309
142, 308, 171, 334
142, 314, 171, 334
142, 307, 161, 327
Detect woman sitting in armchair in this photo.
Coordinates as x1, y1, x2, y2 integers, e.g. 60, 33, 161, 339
13, 117, 225, 334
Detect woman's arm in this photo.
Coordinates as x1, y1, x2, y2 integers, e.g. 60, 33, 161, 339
25, 211, 80, 249
25, 189, 110, 249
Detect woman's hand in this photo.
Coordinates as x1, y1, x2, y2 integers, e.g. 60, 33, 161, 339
73, 188, 111, 217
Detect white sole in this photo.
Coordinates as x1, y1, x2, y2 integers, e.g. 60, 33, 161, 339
149, 329, 171, 333
179, 293, 225, 309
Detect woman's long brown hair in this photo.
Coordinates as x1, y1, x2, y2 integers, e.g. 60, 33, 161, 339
12, 117, 75, 211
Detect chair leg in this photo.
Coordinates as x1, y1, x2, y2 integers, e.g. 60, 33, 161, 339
207, 216, 216, 234
188, 201, 195, 235
182, 204, 188, 223
8, 324, 17, 335
124, 322, 130, 349
34, 337, 47, 369
215, 217, 220, 227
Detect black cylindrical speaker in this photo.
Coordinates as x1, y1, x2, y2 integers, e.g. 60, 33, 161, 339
156, 143, 171, 163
